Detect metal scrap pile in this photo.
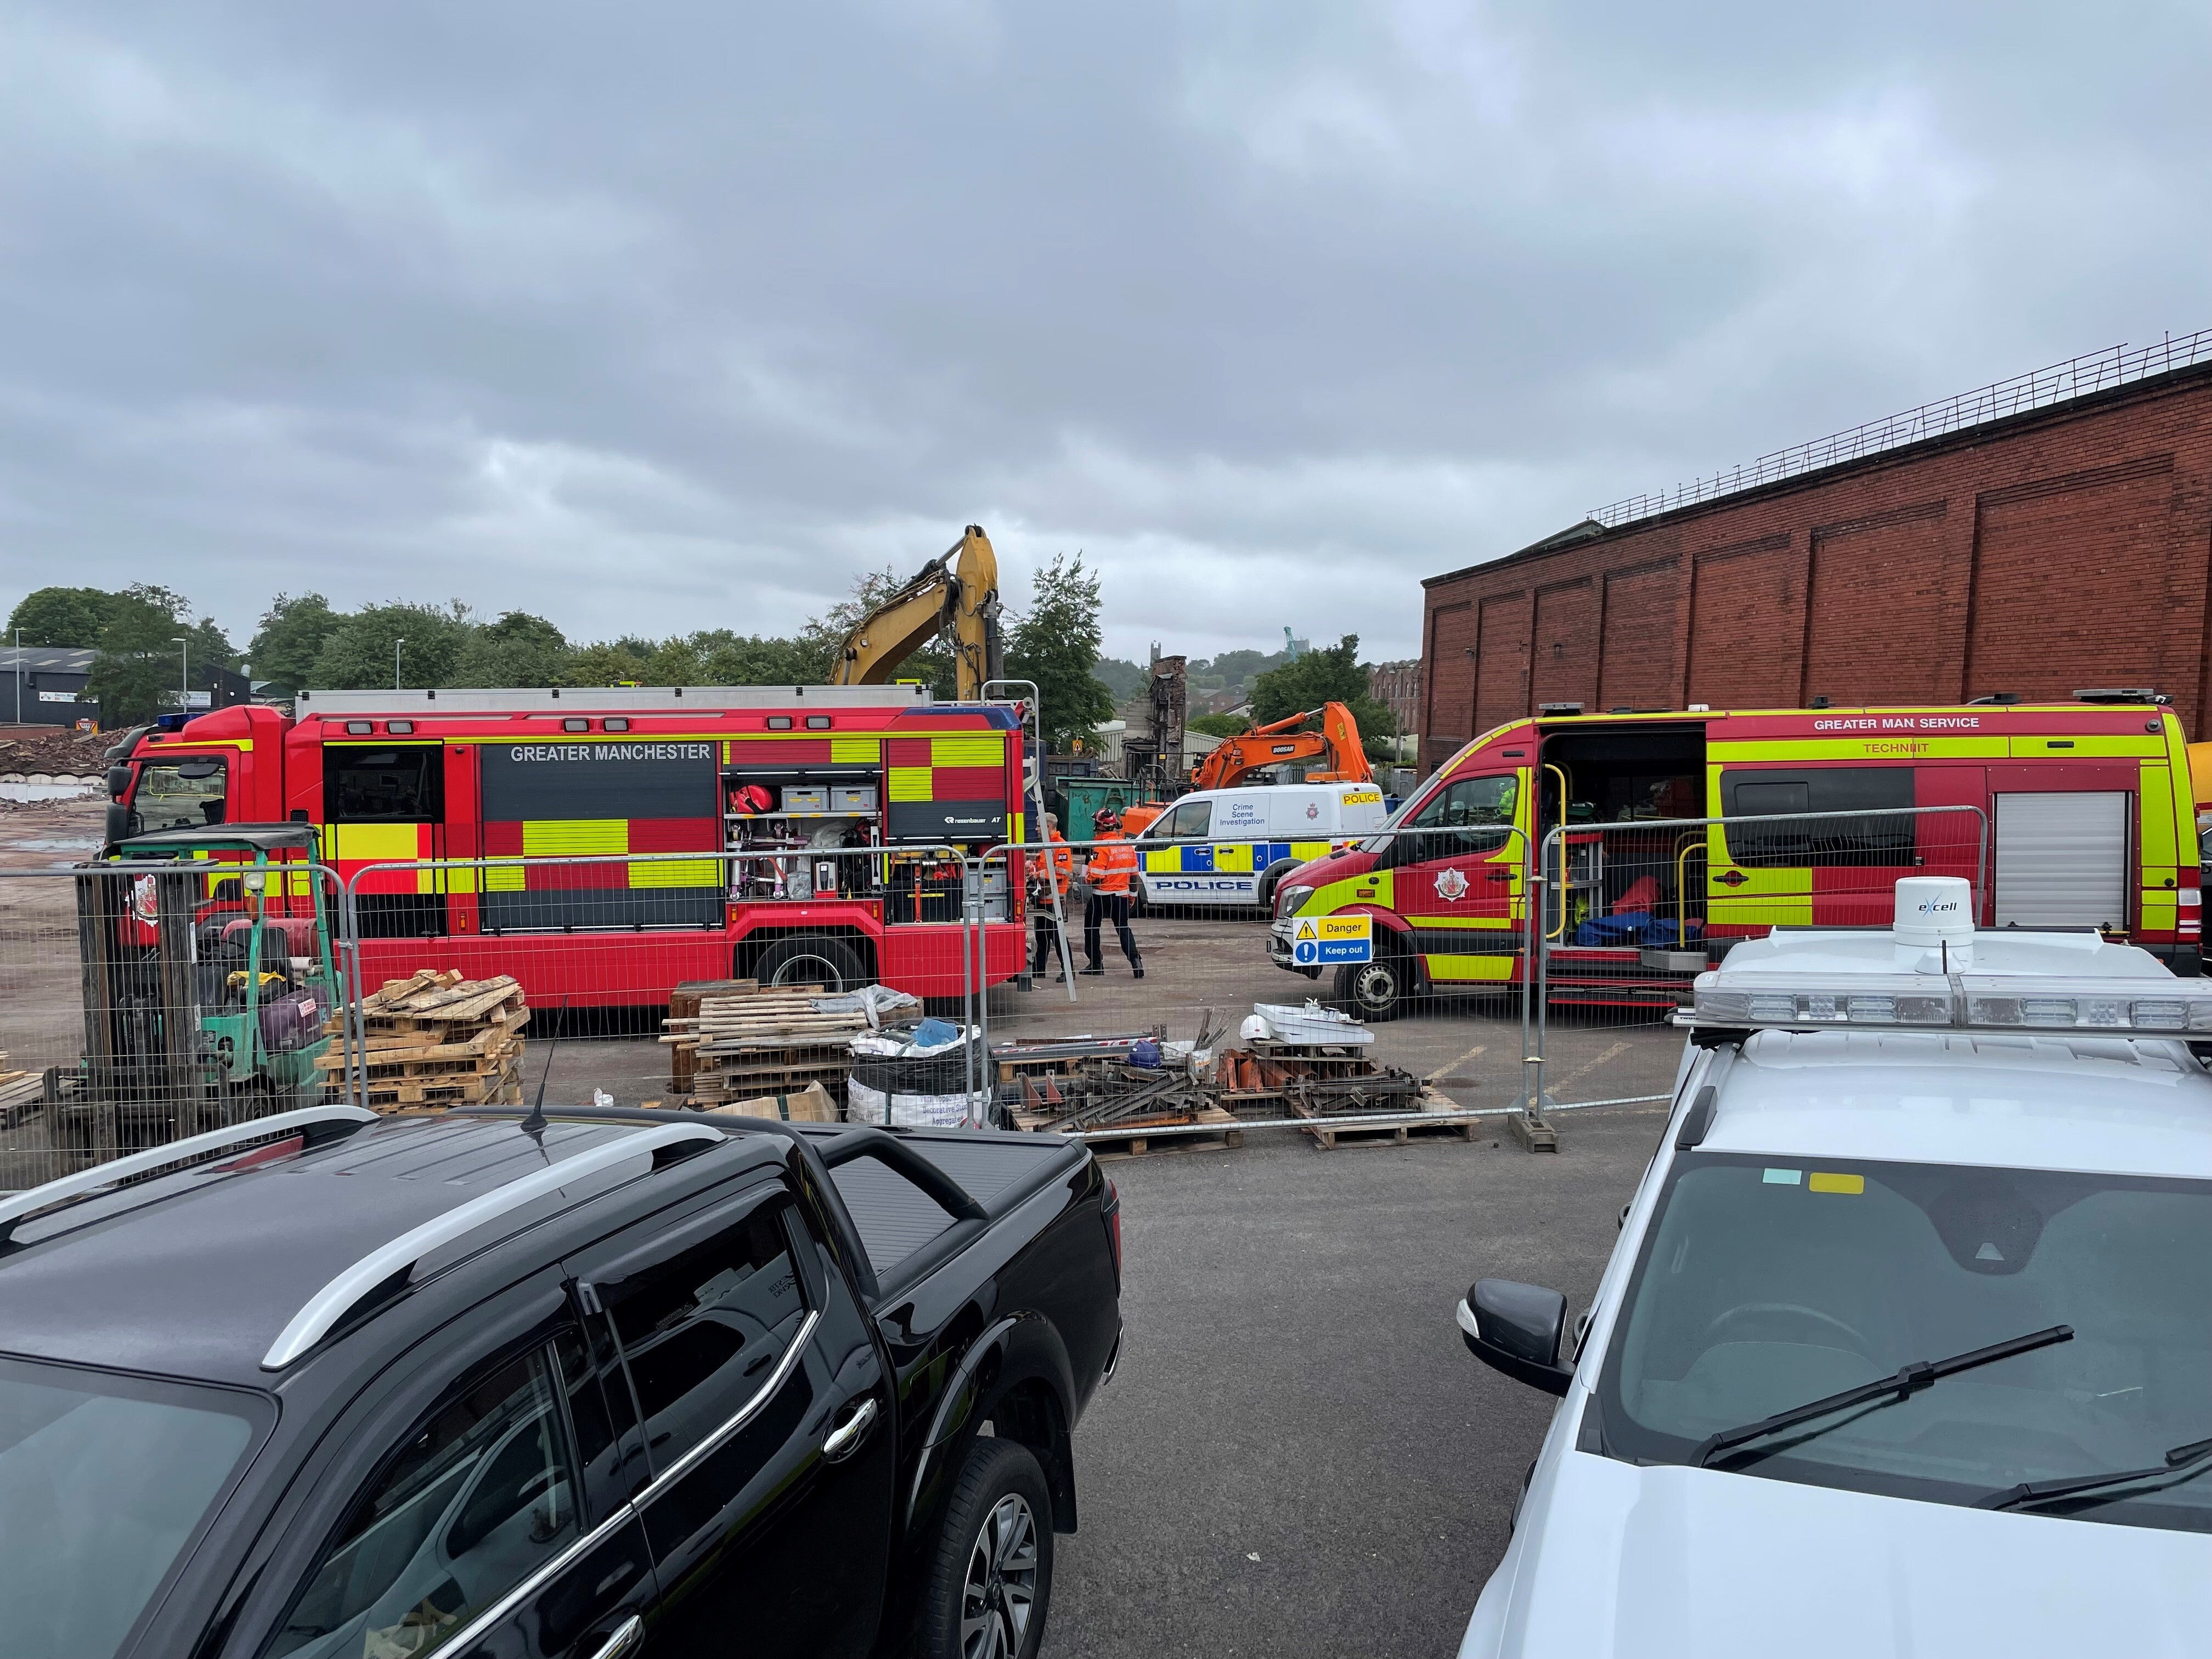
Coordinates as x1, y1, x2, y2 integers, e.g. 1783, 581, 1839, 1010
996, 1020, 1222, 1135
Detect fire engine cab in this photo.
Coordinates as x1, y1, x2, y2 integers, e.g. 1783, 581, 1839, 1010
1272, 697, 2202, 1018
101, 685, 1033, 1006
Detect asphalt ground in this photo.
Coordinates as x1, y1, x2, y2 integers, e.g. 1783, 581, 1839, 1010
1045, 1100, 1666, 1658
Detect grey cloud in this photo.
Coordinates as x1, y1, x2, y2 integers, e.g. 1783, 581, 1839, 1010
0, 0, 2205, 663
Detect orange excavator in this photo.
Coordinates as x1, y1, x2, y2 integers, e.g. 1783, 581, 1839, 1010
1189, 702, 1372, 792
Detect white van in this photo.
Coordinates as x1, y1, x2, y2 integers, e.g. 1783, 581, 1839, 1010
1131, 782, 1390, 910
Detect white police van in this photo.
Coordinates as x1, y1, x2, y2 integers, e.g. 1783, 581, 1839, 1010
1457, 877, 2212, 1656
1132, 781, 1389, 911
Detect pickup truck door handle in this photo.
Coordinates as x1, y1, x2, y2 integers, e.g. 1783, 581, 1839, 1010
823, 1397, 879, 1462
588, 1615, 644, 1659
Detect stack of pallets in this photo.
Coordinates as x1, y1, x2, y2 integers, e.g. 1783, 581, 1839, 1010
320, 970, 529, 1111
662, 984, 865, 1110
0, 1053, 42, 1126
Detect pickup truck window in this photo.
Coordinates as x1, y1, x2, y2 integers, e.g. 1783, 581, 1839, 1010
0, 1357, 263, 1659
604, 1196, 809, 1472
269, 1336, 583, 1659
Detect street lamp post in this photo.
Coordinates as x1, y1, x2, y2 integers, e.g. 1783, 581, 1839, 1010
173, 636, 189, 716
12, 630, 19, 725
394, 638, 405, 690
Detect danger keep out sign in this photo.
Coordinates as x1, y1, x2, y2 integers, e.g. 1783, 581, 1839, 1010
1291, 913, 1372, 966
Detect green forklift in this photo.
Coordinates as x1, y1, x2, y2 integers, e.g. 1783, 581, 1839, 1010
71, 823, 351, 1159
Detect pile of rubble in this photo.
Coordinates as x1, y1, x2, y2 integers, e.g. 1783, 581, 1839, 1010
0, 727, 112, 781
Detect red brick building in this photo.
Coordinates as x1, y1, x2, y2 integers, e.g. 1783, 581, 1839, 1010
1368, 659, 1420, 736
1418, 348, 2212, 774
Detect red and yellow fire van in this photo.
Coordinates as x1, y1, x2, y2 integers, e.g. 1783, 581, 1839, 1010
1270, 697, 2200, 1017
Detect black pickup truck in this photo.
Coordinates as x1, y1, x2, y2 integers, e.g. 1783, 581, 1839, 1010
0, 1102, 1122, 1659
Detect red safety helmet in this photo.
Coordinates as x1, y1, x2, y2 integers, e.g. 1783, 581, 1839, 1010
1092, 806, 1120, 831
732, 783, 774, 814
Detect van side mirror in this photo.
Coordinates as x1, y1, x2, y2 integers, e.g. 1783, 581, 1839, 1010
1457, 1278, 1572, 1396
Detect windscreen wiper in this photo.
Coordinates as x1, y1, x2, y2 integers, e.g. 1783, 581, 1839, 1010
1977, 1434, 2212, 1513
1691, 1325, 2073, 1469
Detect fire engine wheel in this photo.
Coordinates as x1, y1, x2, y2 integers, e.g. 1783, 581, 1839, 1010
1335, 953, 1407, 1023
754, 934, 868, 992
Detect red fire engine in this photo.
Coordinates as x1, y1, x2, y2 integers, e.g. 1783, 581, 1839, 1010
104, 686, 1032, 1007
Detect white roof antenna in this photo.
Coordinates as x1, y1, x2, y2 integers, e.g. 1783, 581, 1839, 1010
1893, 875, 1976, 972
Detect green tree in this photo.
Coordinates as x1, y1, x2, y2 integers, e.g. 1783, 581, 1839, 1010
1204, 646, 1290, 691
5, 586, 115, 647
1091, 656, 1148, 702
309, 602, 473, 689
563, 641, 654, 687
84, 584, 198, 724
186, 616, 240, 673
1005, 553, 1115, 751
249, 593, 343, 691
690, 629, 823, 686
1248, 633, 1393, 751
1188, 712, 1251, 738
450, 612, 571, 687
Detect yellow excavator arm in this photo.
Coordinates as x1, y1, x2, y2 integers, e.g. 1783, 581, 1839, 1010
830, 524, 1005, 700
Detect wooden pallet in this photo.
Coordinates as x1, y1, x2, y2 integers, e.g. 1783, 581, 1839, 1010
1013, 1102, 1242, 1158
360, 970, 527, 1026
1289, 1091, 1486, 1150
668, 982, 873, 1109
324, 969, 529, 1112
364, 1071, 526, 1109
0, 1068, 45, 1127
669, 978, 758, 1090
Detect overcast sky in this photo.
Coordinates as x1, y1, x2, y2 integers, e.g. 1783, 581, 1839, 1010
1, 2, 2205, 666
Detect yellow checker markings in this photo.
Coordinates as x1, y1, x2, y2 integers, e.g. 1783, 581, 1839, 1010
929, 735, 1005, 767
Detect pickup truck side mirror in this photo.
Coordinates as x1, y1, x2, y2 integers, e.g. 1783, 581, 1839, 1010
1457, 1278, 1572, 1396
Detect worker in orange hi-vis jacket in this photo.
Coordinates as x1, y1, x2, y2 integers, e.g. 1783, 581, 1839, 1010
1029, 814, 1075, 980
1080, 807, 1144, 979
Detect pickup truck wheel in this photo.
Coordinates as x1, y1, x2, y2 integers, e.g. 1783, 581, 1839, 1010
753, 934, 866, 991
1334, 953, 1407, 1022
919, 1437, 1054, 1659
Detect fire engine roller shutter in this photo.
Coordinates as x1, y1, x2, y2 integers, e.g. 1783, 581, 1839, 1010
478, 741, 720, 930
1995, 792, 2129, 930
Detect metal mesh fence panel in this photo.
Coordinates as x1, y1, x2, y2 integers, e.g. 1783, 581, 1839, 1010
970, 822, 1536, 1148
0, 856, 353, 1191
1520, 805, 1990, 1113
338, 845, 1000, 1124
